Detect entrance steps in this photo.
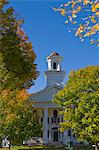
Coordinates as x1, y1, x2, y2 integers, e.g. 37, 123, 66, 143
47, 142, 65, 147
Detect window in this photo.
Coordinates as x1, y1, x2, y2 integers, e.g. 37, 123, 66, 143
54, 118, 57, 123
42, 110, 44, 117
53, 62, 57, 69
48, 130, 49, 138
68, 130, 71, 137
48, 117, 49, 123
59, 131, 60, 137
51, 117, 53, 123
41, 117, 43, 123
58, 117, 60, 123
62, 132, 64, 136
61, 117, 63, 122
53, 110, 57, 118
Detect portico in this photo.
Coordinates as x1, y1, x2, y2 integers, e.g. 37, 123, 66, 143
32, 100, 65, 144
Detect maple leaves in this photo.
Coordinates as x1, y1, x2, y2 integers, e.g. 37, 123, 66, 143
92, 2, 99, 13
0, 89, 42, 145
0, 0, 41, 144
0, 0, 8, 9
0, 1, 39, 90
53, 0, 99, 46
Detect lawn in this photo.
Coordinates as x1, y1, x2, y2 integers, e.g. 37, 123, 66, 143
0, 145, 46, 150
0, 145, 94, 150
0, 145, 66, 150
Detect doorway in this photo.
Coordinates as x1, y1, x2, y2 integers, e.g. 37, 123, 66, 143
53, 131, 58, 142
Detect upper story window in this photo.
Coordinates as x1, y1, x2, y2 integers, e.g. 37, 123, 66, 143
53, 110, 57, 118
41, 117, 43, 123
51, 117, 53, 123
53, 62, 57, 69
58, 117, 60, 123
48, 117, 49, 123
62, 117, 63, 122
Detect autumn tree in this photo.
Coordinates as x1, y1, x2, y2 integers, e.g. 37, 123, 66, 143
0, 0, 38, 91
0, 89, 42, 145
52, 0, 99, 46
54, 66, 99, 149
0, 0, 41, 145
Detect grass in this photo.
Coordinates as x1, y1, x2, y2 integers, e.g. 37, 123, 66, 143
0, 145, 94, 150
0, 145, 46, 150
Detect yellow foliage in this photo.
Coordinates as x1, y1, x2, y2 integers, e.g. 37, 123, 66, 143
91, 16, 96, 23
96, 11, 99, 16
85, 31, 95, 37
72, 1, 76, 8
53, 0, 98, 46
60, 9, 66, 16
75, 24, 85, 36
16, 89, 29, 101
72, 11, 77, 18
5, 114, 16, 122
83, 0, 90, 5
92, 3, 99, 12
76, 6, 81, 13
93, 24, 99, 30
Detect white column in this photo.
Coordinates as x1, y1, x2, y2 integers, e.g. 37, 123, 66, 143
57, 63, 60, 71
49, 128, 52, 143
63, 130, 68, 144
43, 108, 48, 144
60, 132, 63, 143
48, 59, 52, 70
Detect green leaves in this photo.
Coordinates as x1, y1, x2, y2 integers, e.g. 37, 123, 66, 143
54, 66, 99, 144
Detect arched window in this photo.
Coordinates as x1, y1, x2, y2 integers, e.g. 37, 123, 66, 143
53, 62, 57, 69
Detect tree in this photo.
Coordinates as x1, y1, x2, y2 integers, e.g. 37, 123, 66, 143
0, 90, 41, 145
0, 0, 39, 91
54, 66, 99, 149
0, 0, 41, 145
52, 0, 99, 46
0, 89, 42, 145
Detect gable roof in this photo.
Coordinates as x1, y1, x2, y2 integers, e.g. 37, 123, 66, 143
50, 52, 59, 56
47, 52, 60, 59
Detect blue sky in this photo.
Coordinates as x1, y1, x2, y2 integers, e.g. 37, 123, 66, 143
9, 0, 98, 93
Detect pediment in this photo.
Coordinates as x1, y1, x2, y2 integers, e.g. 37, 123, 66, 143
30, 85, 62, 102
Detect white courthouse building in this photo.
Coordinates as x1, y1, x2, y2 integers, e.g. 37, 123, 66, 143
30, 52, 76, 145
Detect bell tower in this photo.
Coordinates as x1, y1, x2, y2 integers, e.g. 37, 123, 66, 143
45, 52, 65, 87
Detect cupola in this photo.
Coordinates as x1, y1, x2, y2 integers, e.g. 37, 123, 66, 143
45, 52, 65, 87
46, 52, 62, 71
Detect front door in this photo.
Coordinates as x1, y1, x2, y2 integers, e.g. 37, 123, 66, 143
53, 131, 58, 142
